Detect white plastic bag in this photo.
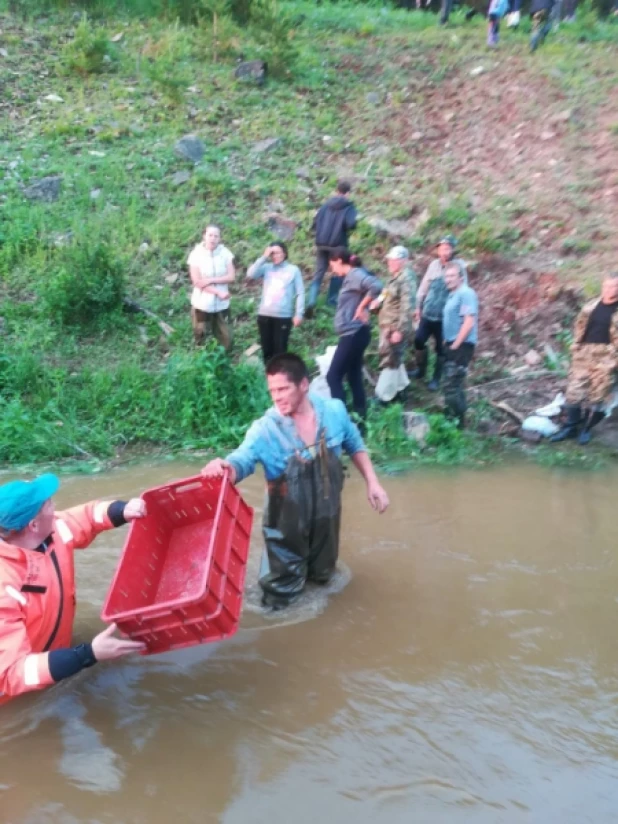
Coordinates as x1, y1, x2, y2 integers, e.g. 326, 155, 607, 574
522, 415, 560, 437
375, 365, 409, 403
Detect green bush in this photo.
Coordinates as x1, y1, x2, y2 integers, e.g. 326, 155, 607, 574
40, 242, 125, 328
0, 347, 269, 463
250, 0, 299, 78
60, 15, 116, 75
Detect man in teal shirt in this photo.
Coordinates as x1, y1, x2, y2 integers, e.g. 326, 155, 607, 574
202, 353, 389, 609
442, 262, 479, 429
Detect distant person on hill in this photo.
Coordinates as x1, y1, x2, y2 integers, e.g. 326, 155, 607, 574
327, 248, 382, 422
411, 235, 468, 392
550, 273, 618, 445
246, 242, 304, 363
529, 0, 560, 50
187, 225, 236, 351
487, 0, 509, 45
442, 262, 479, 429
305, 180, 357, 317
371, 246, 416, 404
201, 353, 389, 610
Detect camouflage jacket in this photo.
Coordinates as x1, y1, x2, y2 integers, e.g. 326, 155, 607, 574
377, 265, 416, 336
574, 298, 618, 354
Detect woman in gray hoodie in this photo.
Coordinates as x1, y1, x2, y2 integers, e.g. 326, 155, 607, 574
327, 248, 382, 420
247, 242, 305, 363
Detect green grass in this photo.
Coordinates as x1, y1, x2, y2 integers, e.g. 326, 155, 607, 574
1, 1, 618, 467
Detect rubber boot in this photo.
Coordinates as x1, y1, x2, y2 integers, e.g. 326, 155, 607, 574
409, 348, 428, 380
549, 404, 582, 442
577, 409, 605, 445
427, 355, 445, 392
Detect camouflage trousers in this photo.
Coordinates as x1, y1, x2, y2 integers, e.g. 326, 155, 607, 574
565, 343, 617, 405
378, 327, 407, 370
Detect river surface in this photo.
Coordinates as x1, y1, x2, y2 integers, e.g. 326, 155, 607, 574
1, 460, 618, 824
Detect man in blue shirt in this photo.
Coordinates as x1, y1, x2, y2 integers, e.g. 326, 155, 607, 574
202, 353, 389, 609
442, 263, 479, 429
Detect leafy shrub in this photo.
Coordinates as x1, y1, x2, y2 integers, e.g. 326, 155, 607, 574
250, 0, 299, 78
61, 15, 115, 75
40, 242, 125, 328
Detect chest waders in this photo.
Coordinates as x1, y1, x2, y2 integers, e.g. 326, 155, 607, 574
259, 429, 344, 609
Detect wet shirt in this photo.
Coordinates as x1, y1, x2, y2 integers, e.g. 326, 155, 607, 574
246, 257, 305, 319
443, 284, 479, 345
226, 393, 365, 483
581, 301, 618, 344
416, 258, 468, 322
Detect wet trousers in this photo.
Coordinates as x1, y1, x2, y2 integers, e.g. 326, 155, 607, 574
260, 437, 344, 608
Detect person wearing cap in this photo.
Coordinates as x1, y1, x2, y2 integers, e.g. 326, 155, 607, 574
0, 475, 147, 704
371, 246, 416, 404
411, 235, 467, 392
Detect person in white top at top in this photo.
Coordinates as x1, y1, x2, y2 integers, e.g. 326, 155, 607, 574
187, 225, 236, 351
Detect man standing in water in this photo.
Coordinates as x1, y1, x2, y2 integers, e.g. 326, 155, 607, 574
201, 353, 389, 609
0, 475, 146, 703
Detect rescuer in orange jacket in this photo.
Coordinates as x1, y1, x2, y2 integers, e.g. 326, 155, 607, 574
0, 473, 147, 704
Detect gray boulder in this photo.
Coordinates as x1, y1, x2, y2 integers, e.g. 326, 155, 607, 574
253, 137, 282, 153
403, 411, 430, 446
266, 214, 297, 241
24, 175, 62, 203
234, 60, 267, 86
368, 216, 414, 240
174, 135, 205, 163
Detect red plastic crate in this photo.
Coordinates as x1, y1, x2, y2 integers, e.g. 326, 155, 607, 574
101, 473, 254, 655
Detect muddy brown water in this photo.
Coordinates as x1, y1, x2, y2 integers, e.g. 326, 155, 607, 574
1, 460, 618, 824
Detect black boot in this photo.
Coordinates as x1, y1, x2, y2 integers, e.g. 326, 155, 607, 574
577, 409, 605, 445
549, 404, 582, 442
427, 355, 445, 392
409, 348, 428, 380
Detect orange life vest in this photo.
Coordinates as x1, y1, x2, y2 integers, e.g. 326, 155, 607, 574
0, 500, 116, 704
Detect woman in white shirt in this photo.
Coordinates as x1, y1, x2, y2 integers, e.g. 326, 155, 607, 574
187, 225, 235, 350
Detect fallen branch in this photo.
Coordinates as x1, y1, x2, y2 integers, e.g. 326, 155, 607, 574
490, 400, 525, 424
123, 298, 174, 337
469, 369, 561, 394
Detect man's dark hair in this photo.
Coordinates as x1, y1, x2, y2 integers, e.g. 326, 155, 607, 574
336, 180, 351, 195
265, 353, 310, 385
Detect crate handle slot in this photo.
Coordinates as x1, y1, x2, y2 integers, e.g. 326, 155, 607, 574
174, 482, 204, 494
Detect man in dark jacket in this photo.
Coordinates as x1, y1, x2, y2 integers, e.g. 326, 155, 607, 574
306, 180, 357, 317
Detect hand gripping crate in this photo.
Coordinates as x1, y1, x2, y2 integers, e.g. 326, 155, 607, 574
101, 473, 254, 655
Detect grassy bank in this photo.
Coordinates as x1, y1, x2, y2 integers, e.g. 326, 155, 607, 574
2, 1, 618, 468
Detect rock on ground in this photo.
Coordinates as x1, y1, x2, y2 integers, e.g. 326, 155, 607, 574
253, 137, 282, 153
23, 176, 62, 203
234, 60, 267, 86
174, 135, 205, 163
266, 214, 298, 241
403, 411, 431, 445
